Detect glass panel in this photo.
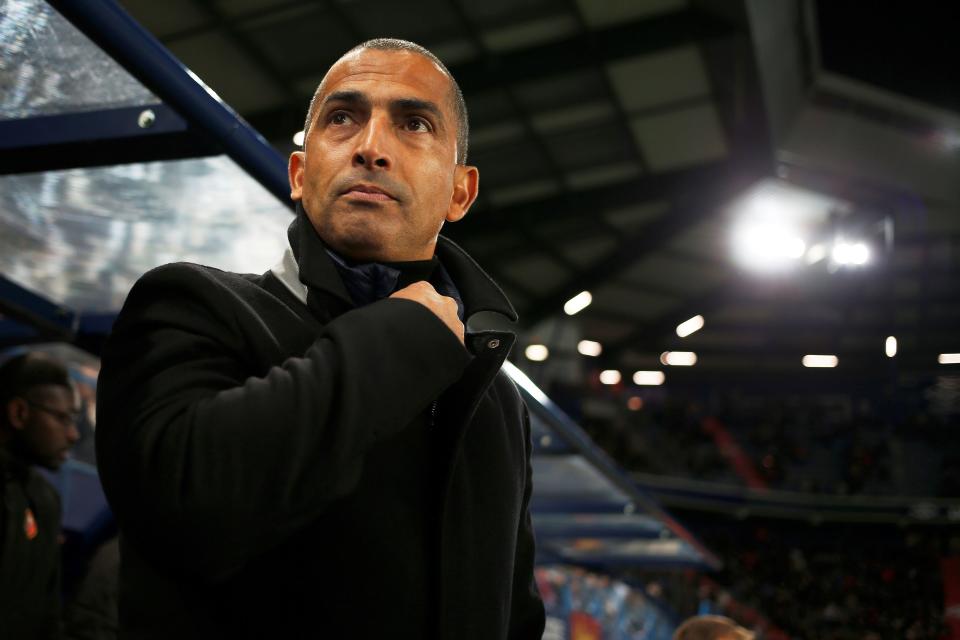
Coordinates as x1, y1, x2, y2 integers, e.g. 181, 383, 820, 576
533, 455, 632, 503
0, 155, 292, 312
532, 512, 666, 538
0, 0, 157, 120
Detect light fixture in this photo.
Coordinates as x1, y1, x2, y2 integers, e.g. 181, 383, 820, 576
524, 344, 549, 362
805, 243, 827, 264
599, 369, 621, 385
938, 353, 960, 365
660, 351, 697, 366
563, 291, 592, 315
832, 241, 870, 266
577, 340, 602, 357
627, 396, 644, 411
676, 315, 704, 338
732, 222, 806, 271
633, 371, 665, 386
802, 355, 838, 368
292, 130, 305, 146
885, 336, 897, 358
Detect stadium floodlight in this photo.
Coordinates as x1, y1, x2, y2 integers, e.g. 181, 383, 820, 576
633, 371, 665, 386
599, 369, 621, 385
660, 351, 697, 366
676, 315, 704, 338
802, 355, 838, 368
832, 241, 870, 266
885, 336, 897, 358
939, 353, 960, 365
563, 291, 592, 315
292, 130, 305, 146
577, 340, 602, 357
524, 344, 549, 362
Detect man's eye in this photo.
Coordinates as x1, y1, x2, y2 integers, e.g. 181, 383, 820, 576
330, 112, 352, 125
405, 117, 431, 133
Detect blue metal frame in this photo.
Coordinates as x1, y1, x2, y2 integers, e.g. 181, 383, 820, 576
0, 104, 185, 149
47, 0, 291, 207
0, 275, 77, 341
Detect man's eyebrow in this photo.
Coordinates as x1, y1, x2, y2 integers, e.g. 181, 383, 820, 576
323, 90, 369, 108
392, 97, 444, 123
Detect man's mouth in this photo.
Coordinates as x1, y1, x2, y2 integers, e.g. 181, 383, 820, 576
341, 184, 396, 202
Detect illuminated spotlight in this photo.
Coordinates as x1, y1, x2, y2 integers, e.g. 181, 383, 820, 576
577, 340, 602, 357
676, 315, 704, 338
732, 222, 806, 272
292, 130, 305, 146
633, 370, 665, 386
938, 353, 960, 365
832, 241, 870, 266
599, 369, 621, 385
627, 396, 644, 411
660, 351, 697, 366
805, 243, 827, 265
802, 354, 838, 368
564, 291, 592, 315
885, 336, 897, 358
524, 344, 549, 362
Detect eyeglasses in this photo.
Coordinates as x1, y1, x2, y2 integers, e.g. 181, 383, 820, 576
24, 399, 81, 427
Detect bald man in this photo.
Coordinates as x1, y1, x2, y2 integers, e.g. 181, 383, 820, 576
97, 39, 544, 639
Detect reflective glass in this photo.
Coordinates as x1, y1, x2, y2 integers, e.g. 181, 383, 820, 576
0, 0, 157, 120
533, 455, 632, 503
0, 155, 292, 312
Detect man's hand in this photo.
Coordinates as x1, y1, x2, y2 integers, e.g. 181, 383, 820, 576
390, 281, 464, 344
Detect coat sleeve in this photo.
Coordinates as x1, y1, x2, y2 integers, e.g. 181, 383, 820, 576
95, 263, 471, 582
508, 404, 546, 639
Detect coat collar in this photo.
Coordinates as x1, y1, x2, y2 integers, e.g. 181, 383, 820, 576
270, 204, 518, 323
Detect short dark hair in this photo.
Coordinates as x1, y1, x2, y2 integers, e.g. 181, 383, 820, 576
0, 352, 72, 426
302, 38, 470, 165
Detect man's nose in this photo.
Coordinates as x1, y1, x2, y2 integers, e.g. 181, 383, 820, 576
352, 114, 392, 170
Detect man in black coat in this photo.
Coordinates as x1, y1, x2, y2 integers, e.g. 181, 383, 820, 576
1, 352, 81, 638
96, 38, 545, 639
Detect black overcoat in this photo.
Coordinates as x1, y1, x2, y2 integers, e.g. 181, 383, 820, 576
95, 216, 545, 639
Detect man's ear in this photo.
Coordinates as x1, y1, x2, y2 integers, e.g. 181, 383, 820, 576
6, 398, 28, 431
289, 151, 305, 201
446, 164, 479, 223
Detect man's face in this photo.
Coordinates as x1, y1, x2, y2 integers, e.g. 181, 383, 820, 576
289, 48, 478, 262
8, 384, 80, 470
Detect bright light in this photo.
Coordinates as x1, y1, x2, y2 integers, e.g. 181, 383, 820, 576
885, 336, 897, 358
806, 243, 827, 264
525, 344, 549, 362
832, 242, 870, 266
939, 353, 960, 365
599, 369, 622, 385
676, 315, 704, 338
502, 360, 548, 404
802, 355, 838, 368
564, 291, 592, 315
733, 222, 806, 271
577, 340, 602, 357
292, 130, 305, 146
627, 396, 644, 411
633, 370, 665, 386
660, 351, 697, 366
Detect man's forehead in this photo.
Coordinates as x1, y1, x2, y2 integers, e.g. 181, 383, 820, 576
319, 48, 451, 103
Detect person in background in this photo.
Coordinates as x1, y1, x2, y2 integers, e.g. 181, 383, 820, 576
0, 352, 80, 638
673, 615, 755, 640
